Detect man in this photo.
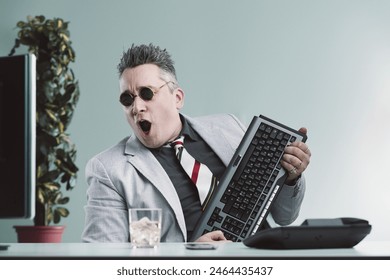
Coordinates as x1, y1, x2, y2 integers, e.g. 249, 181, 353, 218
82, 44, 311, 242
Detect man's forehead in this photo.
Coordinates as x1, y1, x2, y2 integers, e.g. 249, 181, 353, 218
119, 65, 162, 88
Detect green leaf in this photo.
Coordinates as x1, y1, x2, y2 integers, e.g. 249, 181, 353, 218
37, 15, 45, 23
45, 108, 59, 122
53, 192, 62, 203
38, 169, 61, 182
42, 182, 60, 191
57, 207, 69, 217
66, 179, 76, 191
57, 197, 70, 205
53, 212, 60, 224
61, 173, 70, 183
16, 21, 25, 28
37, 188, 45, 204
65, 82, 76, 92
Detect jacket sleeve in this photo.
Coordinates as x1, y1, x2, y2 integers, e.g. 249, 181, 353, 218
81, 157, 129, 242
270, 175, 306, 225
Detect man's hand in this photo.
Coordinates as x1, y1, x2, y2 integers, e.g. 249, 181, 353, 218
194, 230, 231, 242
281, 127, 311, 185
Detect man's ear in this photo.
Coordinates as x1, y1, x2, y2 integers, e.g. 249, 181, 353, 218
175, 88, 185, 109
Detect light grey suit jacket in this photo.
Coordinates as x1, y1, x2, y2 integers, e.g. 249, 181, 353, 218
82, 114, 305, 242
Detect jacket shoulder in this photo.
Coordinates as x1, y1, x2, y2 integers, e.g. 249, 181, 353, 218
87, 136, 130, 168
188, 113, 246, 131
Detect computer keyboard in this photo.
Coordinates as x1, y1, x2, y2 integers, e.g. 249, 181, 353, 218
191, 115, 307, 242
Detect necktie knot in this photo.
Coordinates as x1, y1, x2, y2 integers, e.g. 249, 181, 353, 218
170, 136, 185, 149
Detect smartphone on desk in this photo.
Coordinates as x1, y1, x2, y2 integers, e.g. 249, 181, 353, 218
184, 243, 218, 250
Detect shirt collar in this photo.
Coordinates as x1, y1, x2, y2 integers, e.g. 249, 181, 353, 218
179, 114, 200, 142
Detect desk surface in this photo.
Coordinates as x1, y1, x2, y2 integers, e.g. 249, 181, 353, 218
1, 241, 390, 259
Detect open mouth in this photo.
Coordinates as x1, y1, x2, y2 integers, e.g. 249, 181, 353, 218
139, 120, 151, 134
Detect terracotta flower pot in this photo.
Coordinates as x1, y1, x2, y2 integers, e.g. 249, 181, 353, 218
14, 226, 65, 243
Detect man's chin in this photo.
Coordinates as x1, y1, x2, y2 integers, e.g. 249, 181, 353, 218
137, 135, 164, 149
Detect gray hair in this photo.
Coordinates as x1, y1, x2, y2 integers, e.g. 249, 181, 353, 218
118, 44, 178, 88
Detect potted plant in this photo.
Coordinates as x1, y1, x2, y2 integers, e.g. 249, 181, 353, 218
10, 15, 80, 242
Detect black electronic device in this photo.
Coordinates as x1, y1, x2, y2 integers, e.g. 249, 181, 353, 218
0, 54, 36, 220
184, 243, 218, 250
243, 217, 372, 249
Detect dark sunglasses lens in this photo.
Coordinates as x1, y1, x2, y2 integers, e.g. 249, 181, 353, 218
119, 93, 134, 106
139, 87, 154, 101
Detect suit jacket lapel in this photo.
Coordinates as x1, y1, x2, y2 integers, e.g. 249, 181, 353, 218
124, 135, 187, 239
186, 116, 236, 166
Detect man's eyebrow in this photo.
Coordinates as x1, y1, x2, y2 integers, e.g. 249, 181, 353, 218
121, 89, 132, 95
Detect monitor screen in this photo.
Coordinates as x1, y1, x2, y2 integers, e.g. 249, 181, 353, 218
0, 54, 36, 219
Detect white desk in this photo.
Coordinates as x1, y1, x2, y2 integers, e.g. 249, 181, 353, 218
0, 241, 389, 258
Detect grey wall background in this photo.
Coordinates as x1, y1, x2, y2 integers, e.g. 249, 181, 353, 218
0, 0, 389, 242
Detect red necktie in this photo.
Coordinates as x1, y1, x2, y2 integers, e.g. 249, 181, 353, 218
171, 136, 217, 209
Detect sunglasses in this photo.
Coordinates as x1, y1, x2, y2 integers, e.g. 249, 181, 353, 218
119, 81, 174, 107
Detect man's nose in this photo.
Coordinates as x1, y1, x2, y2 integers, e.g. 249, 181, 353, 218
131, 95, 146, 115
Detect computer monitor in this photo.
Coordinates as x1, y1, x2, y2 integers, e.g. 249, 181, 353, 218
0, 54, 36, 219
